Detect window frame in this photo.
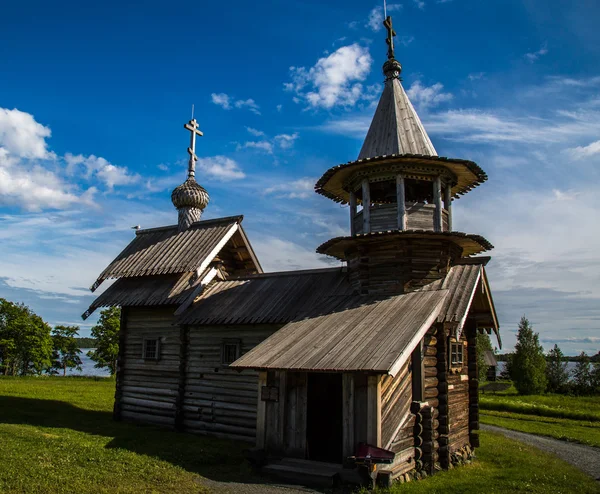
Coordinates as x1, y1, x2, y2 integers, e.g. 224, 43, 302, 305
142, 337, 161, 361
220, 339, 241, 366
449, 340, 464, 368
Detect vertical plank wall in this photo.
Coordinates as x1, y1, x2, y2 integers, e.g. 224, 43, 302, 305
183, 324, 280, 442
120, 307, 181, 426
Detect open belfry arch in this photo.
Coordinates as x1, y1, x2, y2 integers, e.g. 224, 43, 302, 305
85, 13, 500, 488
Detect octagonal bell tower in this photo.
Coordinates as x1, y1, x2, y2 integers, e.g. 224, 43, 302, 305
315, 15, 493, 294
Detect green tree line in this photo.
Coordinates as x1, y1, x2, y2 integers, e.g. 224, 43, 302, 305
0, 298, 120, 376
500, 316, 600, 396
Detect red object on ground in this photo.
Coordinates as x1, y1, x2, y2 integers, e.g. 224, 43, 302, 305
354, 442, 395, 463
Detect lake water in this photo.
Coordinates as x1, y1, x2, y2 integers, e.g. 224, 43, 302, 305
497, 361, 582, 379
64, 349, 111, 377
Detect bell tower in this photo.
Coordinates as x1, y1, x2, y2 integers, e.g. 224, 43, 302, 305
315, 15, 492, 294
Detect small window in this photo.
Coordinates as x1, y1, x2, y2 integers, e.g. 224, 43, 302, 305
221, 340, 241, 365
143, 338, 160, 360
450, 341, 464, 367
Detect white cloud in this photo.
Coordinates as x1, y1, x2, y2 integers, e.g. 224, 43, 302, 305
211, 93, 231, 109
253, 236, 332, 272
0, 108, 54, 159
274, 133, 299, 149
211, 93, 261, 114
286, 44, 373, 109
366, 4, 402, 32
276, 105, 283, 112
413, 0, 425, 10
196, 155, 245, 180
241, 141, 274, 154
235, 99, 261, 115
265, 178, 314, 199
399, 36, 415, 46
157, 163, 169, 171
65, 153, 140, 189
246, 127, 265, 137
567, 140, 600, 159
468, 72, 485, 81
525, 43, 548, 63
406, 81, 453, 110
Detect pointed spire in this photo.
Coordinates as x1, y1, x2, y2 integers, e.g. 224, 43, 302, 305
357, 15, 437, 160
172, 115, 210, 231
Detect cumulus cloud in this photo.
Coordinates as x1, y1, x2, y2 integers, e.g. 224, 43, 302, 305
567, 140, 600, 159
274, 133, 299, 149
525, 43, 548, 63
196, 155, 245, 180
211, 93, 261, 114
246, 127, 265, 137
406, 81, 453, 110
366, 4, 402, 32
240, 141, 274, 154
64, 153, 140, 188
0, 108, 99, 211
265, 178, 314, 199
285, 44, 373, 109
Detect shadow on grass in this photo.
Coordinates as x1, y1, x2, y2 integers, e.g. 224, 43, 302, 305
0, 395, 267, 485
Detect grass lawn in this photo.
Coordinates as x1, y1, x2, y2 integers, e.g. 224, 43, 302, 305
1, 377, 599, 494
480, 383, 600, 447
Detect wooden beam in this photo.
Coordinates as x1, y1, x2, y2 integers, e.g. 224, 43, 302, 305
366, 374, 382, 446
433, 176, 442, 232
443, 183, 452, 231
349, 191, 357, 236
396, 175, 406, 231
362, 179, 371, 234
411, 340, 425, 402
256, 371, 267, 448
175, 324, 189, 432
342, 374, 355, 457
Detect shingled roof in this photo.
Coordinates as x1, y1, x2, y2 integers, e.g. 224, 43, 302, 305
358, 77, 437, 159
90, 216, 254, 291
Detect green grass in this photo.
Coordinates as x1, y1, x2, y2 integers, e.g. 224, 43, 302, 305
480, 410, 600, 448
1, 377, 598, 494
480, 384, 600, 422
479, 383, 600, 447
0, 376, 252, 493
371, 431, 600, 494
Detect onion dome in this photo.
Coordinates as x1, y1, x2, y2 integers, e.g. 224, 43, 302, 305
171, 177, 210, 210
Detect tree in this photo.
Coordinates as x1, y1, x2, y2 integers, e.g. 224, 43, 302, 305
51, 325, 82, 376
591, 362, 600, 394
572, 352, 593, 395
511, 316, 547, 395
476, 332, 493, 381
546, 344, 569, 393
0, 298, 53, 376
88, 307, 121, 375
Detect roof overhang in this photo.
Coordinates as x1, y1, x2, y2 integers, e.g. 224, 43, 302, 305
317, 230, 494, 259
315, 154, 488, 204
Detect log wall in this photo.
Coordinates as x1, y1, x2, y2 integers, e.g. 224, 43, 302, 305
120, 306, 180, 427
182, 324, 280, 442
446, 335, 470, 453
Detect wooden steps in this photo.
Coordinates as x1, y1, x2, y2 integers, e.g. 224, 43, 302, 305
262, 458, 345, 487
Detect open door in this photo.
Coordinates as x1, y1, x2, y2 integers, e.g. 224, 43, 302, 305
306, 373, 343, 463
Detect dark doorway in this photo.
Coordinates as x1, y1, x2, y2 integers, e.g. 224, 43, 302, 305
306, 373, 343, 463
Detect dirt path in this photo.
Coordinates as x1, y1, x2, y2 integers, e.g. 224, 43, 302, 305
481, 424, 600, 481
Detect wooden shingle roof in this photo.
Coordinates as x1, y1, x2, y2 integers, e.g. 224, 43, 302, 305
90, 216, 244, 291
231, 290, 448, 376
177, 268, 354, 326
358, 77, 437, 159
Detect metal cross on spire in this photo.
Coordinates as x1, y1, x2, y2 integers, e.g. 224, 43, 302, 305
184, 117, 203, 179
383, 15, 396, 61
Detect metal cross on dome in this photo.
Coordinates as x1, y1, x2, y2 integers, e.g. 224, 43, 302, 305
383, 15, 396, 60
184, 117, 203, 179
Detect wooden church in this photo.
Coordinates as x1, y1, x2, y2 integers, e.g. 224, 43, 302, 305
84, 15, 500, 487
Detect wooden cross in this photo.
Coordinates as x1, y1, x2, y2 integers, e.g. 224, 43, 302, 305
383, 15, 396, 60
184, 118, 203, 178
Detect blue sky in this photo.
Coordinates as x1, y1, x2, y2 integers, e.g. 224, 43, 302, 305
1, 0, 599, 355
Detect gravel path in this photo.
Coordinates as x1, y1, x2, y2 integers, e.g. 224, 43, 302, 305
481, 424, 600, 481
198, 478, 321, 494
